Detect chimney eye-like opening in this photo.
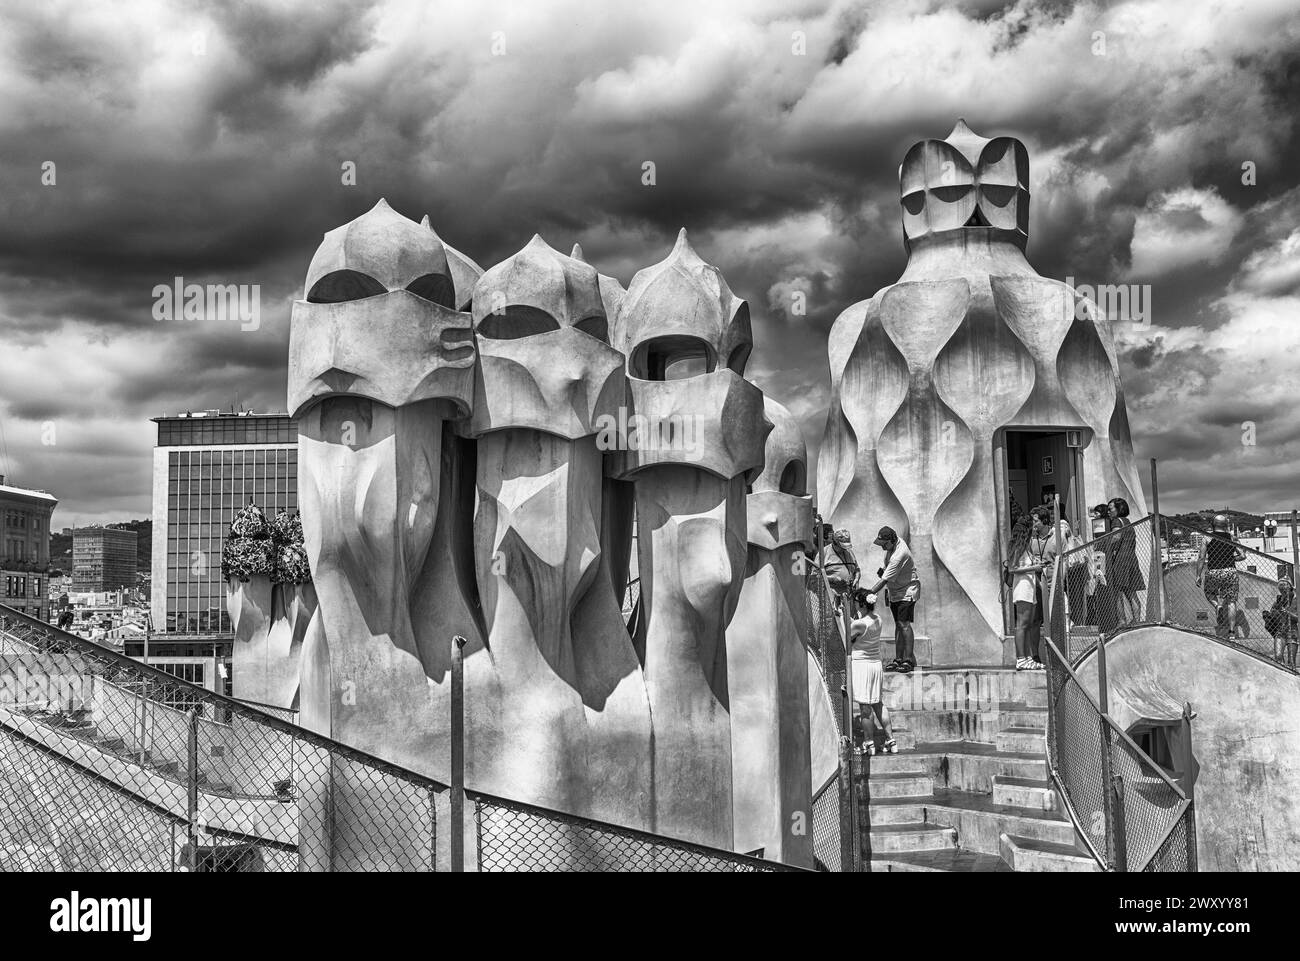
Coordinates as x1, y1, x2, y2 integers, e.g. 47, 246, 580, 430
631, 336, 716, 381
778, 461, 806, 496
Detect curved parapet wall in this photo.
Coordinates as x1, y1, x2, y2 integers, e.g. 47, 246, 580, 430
818, 121, 1146, 665
1077, 625, 1300, 871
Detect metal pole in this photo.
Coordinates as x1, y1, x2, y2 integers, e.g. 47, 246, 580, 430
1111, 773, 1129, 872
1096, 632, 1109, 716
186, 707, 199, 860
451, 634, 467, 873
1179, 702, 1195, 800
841, 601, 859, 872
1051, 493, 1063, 645
1290, 511, 1298, 655
1149, 459, 1165, 623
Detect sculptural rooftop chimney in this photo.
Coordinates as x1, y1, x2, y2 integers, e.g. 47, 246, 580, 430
899, 119, 1030, 256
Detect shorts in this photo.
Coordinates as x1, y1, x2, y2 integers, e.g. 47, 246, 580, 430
889, 600, 916, 624
1204, 569, 1240, 604
1014, 599, 1042, 628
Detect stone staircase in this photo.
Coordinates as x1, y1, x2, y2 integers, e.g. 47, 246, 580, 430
861, 666, 1099, 872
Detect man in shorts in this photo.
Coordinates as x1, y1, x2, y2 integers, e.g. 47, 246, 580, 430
865, 526, 921, 673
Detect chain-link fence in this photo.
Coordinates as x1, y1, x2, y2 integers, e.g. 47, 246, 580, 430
1047, 515, 1299, 672
1044, 530, 1197, 872
1161, 519, 1298, 667
0, 604, 802, 872
803, 519, 863, 872
471, 791, 786, 871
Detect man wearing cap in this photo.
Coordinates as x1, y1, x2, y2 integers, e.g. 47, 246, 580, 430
865, 526, 921, 673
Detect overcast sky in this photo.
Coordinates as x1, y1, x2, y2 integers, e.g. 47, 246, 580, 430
1, 0, 1298, 527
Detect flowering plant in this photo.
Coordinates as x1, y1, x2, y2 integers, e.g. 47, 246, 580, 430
222, 502, 311, 584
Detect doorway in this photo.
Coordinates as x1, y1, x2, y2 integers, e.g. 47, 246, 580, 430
995, 428, 1086, 633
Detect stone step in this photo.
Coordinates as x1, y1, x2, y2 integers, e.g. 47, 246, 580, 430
873, 849, 1012, 872
865, 753, 927, 775
867, 786, 1076, 855
870, 822, 956, 854
890, 709, 1002, 743
996, 727, 1047, 754
920, 789, 1077, 855
883, 668, 1048, 713
1000, 707, 1047, 731
1000, 833, 1100, 872
992, 775, 1057, 812
868, 772, 934, 799
867, 800, 927, 825
153, 760, 180, 777
886, 741, 1048, 792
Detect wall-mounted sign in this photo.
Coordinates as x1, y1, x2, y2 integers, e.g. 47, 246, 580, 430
1041, 455, 1054, 475
1066, 430, 1083, 448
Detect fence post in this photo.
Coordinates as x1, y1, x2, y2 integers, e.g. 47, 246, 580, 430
1149, 459, 1165, 623
186, 708, 199, 859
840, 601, 860, 872
1111, 772, 1129, 872
1096, 634, 1109, 716
1179, 702, 1195, 801
1290, 510, 1298, 649
451, 634, 467, 873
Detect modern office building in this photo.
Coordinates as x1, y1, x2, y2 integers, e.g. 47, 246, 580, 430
149, 410, 298, 640
0, 475, 57, 621
72, 526, 138, 592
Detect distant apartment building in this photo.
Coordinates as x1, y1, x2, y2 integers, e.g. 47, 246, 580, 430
149, 410, 297, 639
72, 526, 138, 592
0, 475, 57, 621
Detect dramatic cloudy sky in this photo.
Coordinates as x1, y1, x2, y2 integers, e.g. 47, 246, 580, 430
1, 0, 1298, 526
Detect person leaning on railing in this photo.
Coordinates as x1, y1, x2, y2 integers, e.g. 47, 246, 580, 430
1105, 497, 1145, 627
1263, 573, 1298, 666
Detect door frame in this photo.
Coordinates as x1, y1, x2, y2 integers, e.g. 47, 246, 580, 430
994, 427, 1092, 635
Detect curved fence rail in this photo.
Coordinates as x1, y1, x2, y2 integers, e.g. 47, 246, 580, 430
0, 605, 799, 872
1049, 515, 1298, 674
1044, 517, 1197, 871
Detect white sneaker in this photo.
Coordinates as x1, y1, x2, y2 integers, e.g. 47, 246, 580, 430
1015, 657, 1029, 671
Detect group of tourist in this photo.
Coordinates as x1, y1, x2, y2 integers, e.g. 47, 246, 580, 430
1004, 497, 1146, 671
818, 499, 1300, 755
816, 520, 919, 755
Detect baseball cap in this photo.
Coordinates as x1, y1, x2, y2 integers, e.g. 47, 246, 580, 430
873, 526, 897, 546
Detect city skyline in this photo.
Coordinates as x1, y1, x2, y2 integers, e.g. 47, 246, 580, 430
1, 0, 1299, 526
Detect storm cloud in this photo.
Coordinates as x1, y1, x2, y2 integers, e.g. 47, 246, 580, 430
1, 0, 1298, 524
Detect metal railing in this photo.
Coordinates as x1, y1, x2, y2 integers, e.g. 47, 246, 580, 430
804, 519, 862, 872
1044, 518, 1197, 871
0, 604, 797, 872
1049, 514, 1298, 673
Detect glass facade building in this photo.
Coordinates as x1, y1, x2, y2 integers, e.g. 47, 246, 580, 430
151, 413, 297, 636
72, 527, 138, 592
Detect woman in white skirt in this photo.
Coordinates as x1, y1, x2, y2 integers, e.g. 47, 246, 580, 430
850, 590, 897, 755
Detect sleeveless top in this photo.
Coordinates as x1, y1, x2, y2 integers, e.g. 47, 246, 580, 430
1206, 537, 1237, 570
